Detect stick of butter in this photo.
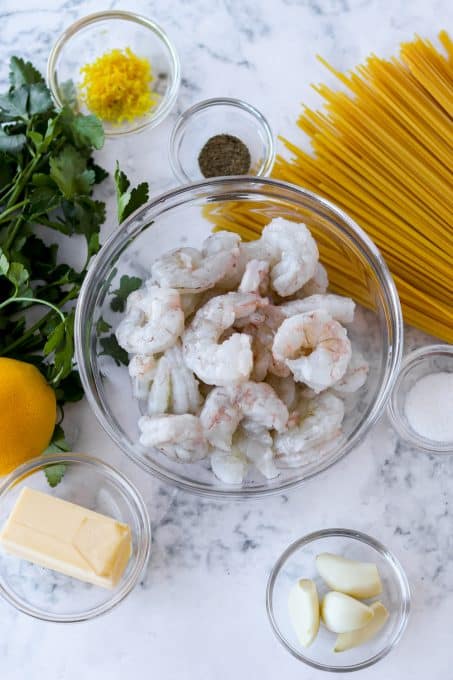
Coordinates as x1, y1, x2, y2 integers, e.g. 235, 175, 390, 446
0, 487, 132, 589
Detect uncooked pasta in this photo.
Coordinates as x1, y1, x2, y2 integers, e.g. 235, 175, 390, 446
206, 32, 453, 341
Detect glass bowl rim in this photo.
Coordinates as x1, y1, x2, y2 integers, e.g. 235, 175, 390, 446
46, 9, 181, 137
387, 343, 453, 454
265, 527, 411, 672
168, 97, 276, 183
74, 175, 403, 499
0, 452, 152, 623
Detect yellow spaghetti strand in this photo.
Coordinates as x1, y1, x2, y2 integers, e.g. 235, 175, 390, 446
204, 32, 453, 343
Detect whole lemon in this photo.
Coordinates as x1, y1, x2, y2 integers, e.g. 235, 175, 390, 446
0, 358, 56, 475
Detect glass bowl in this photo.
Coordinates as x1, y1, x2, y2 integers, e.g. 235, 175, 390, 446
0, 454, 151, 622
388, 344, 453, 453
47, 11, 180, 136
266, 529, 410, 672
169, 98, 275, 183
74, 177, 403, 499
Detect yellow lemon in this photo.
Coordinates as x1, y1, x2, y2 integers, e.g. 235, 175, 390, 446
0, 358, 56, 475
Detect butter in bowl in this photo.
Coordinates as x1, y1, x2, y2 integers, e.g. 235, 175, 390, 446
0, 454, 151, 622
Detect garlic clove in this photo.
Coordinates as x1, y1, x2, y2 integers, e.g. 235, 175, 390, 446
334, 601, 389, 652
316, 552, 382, 598
321, 591, 374, 633
288, 578, 320, 647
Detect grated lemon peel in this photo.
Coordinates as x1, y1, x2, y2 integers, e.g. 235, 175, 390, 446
79, 47, 158, 124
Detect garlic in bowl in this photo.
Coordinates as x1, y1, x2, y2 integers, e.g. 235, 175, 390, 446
266, 528, 410, 672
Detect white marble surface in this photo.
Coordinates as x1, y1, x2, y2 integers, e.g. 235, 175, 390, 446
1, 1, 452, 678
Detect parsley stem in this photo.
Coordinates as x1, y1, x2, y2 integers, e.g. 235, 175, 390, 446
6, 154, 41, 209
0, 296, 65, 322
0, 289, 77, 356
0, 199, 29, 225
3, 214, 23, 252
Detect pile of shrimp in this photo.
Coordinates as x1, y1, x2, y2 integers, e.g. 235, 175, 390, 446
115, 218, 369, 485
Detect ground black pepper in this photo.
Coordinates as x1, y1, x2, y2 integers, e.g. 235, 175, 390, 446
198, 134, 251, 178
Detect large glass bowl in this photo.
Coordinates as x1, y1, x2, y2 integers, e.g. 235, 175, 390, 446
75, 177, 403, 498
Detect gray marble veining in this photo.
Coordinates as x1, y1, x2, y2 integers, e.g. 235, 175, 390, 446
0, 1, 452, 678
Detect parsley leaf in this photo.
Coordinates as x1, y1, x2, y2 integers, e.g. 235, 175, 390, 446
89, 160, 109, 184
27, 83, 53, 116
50, 145, 95, 199
43, 425, 70, 488
0, 127, 26, 153
9, 57, 44, 87
96, 316, 112, 334
0, 248, 9, 276
110, 275, 143, 312
44, 462, 67, 487
71, 114, 104, 150
114, 162, 149, 223
100, 334, 129, 366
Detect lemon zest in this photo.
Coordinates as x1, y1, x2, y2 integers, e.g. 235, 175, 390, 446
79, 47, 158, 124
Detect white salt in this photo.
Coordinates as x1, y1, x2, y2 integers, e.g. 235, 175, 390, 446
404, 372, 453, 442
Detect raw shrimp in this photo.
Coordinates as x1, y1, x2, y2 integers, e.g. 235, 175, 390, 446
128, 354, 157, 400
280, 294, 356, 324
210, 448, 248, 485
216, 218, 318, 296
147, 355, 171, 415
333, 351, 369, 393
236, 420, 279, 479
276, 435, 340, 469
237, 305, 289, 380
165, 343, 201, 414
236, 322, 271, 382
147, 343, 201, 415
150, 231, 240, 293
238, 259, 270, 295
116, 285, 184, 355
138, 414, 208, 462
295, 263, 329, 297
200, 381, 288, 451
244, 218, 319, 296
180, 293, 199, 318
182, 292, 265, 385
265, 374, 297, 410
272, 309, 352, 392
274, 391, 345, 460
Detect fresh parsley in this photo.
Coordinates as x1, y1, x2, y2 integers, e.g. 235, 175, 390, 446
0, 57, 108, 485
43, 424, 70, 487
100, 334, 129, 367
114, 161, 149, 223
110, 275, 143, 312
94, 165, 151, 368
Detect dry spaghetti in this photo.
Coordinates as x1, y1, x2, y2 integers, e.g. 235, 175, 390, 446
206, 32, 453, 342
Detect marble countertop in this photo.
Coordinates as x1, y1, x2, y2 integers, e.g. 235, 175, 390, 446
1, 0, 452, 678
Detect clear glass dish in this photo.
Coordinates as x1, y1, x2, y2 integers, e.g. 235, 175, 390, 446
74, 177, 403, 499
169, 98, 275, 183
47, 11, 180, 136
266, 529, 410, 672
388, 344, 453, 453
0, 454, 151, 622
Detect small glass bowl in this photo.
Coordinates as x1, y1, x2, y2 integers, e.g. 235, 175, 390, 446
388, 344, 453, 453
0, 454, 151, 622
169, 98, 275, 183
47, 11, 180, 136
266, 529, 410, 672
